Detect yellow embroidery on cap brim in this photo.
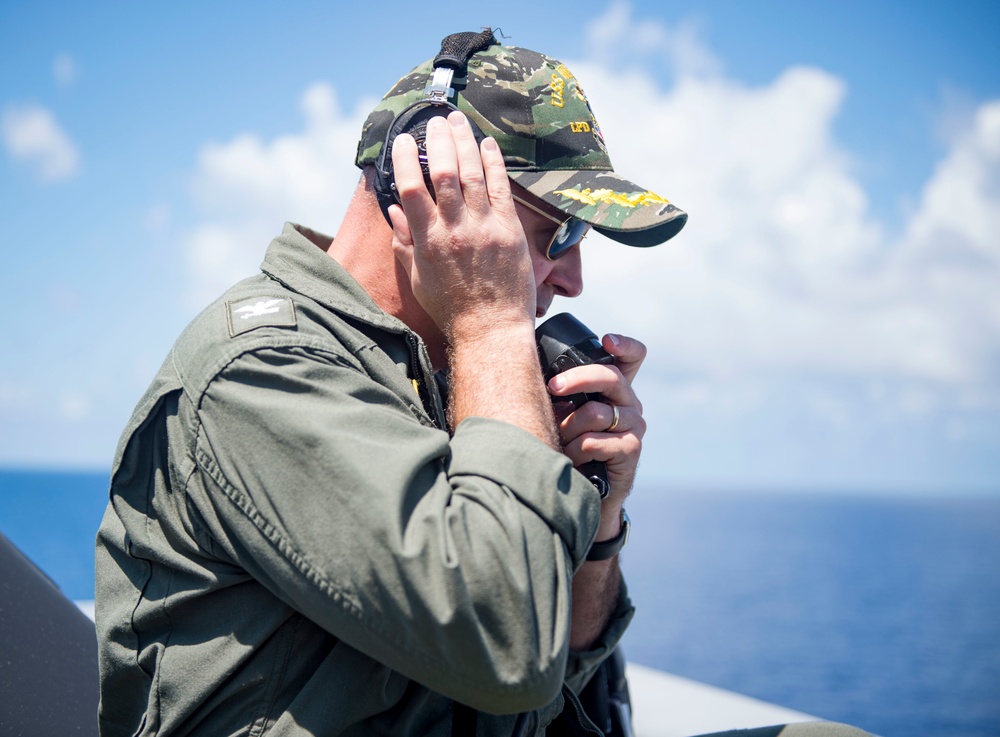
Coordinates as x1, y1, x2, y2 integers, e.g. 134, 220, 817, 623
569, 122, 591, 133
554, 188, 671, 208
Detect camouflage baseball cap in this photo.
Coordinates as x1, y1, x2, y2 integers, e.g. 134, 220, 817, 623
355, 35, 686, 248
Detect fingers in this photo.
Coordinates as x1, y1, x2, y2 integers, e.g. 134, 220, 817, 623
560, 427, 643, 470
394, 110, 495, 225
547, 333, 647, 406
480, 136, 515, 217
422, 115, 463, 219
390, 133, 434, 233
602, 333, 646, 383
447, 113, 490, 214
558, 399, 644, 441
386, 109, 534, 335
559, 414, 643, 494
545, 334, 648, 501
547, 363, 641, 412
390, 110, 515, 258
388, 203, 415, 277
556, 396, 645, 500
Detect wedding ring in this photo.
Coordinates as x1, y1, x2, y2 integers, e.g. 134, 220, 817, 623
607, 404, 620, 432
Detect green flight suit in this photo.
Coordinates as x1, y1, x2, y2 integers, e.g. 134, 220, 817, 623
95, 223, 633, 736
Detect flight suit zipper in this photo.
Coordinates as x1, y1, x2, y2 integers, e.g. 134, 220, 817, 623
406, 332, 448, 431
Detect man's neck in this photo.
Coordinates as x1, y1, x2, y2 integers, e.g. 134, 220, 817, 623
326, 181, 449, 369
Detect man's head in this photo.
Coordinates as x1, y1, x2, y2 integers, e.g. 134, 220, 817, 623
355, 30, 687, 250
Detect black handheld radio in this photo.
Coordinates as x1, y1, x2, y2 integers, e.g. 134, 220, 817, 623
535, 313, 615, 499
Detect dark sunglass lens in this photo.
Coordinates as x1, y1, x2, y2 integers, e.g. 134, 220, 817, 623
547, 219, 589, 259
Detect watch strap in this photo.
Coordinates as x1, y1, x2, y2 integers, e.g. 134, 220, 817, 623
586, 508, 630, 561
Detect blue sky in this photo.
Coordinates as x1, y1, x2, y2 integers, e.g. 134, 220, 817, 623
2, 1, 999, 494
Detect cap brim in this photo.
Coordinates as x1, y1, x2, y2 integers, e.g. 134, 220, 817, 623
508, 169, 687, 247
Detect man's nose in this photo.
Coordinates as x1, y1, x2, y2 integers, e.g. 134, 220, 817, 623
547, 245, 584, 298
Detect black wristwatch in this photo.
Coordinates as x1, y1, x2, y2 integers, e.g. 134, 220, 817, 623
586, 508, 630, 561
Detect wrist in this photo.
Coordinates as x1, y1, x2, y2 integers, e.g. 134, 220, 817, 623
446, 317, 558, 449
446, 313, 535, 348
586, 508, 630, 562
594, 500, 625, 542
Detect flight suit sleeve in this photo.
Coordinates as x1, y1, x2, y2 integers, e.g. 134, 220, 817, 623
186, 344, 604, 715
564, 579, 635, 695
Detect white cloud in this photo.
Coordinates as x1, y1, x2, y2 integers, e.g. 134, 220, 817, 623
53, 53, 77, 86
183, 82, 373, 306
176, 6, 1000, 443
567, 4, 1000, 408
897, 101, 1000, 269
585, 0, 721, 79
1, 104, 80, 182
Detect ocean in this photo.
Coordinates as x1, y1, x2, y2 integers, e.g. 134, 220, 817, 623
1, 470, 998, 737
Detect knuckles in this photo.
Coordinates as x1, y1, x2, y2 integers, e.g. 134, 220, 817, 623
574, 430, 642, 464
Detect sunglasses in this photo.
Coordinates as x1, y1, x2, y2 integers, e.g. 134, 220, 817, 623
510, 193, 590, 260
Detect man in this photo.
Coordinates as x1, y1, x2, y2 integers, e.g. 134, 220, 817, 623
95, 30, 867, 737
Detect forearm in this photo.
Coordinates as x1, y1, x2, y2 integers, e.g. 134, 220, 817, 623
451, 318, 631, 651
197, 348, 602, 713
448, 319, 559, 450
547, 333, 647, 651
569, 499, 625, 649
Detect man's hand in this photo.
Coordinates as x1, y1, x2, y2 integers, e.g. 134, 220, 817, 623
387, 110, 557, 447
548, 333, 647, 510
387, 110, 536, 343
551, 332, 646, 649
